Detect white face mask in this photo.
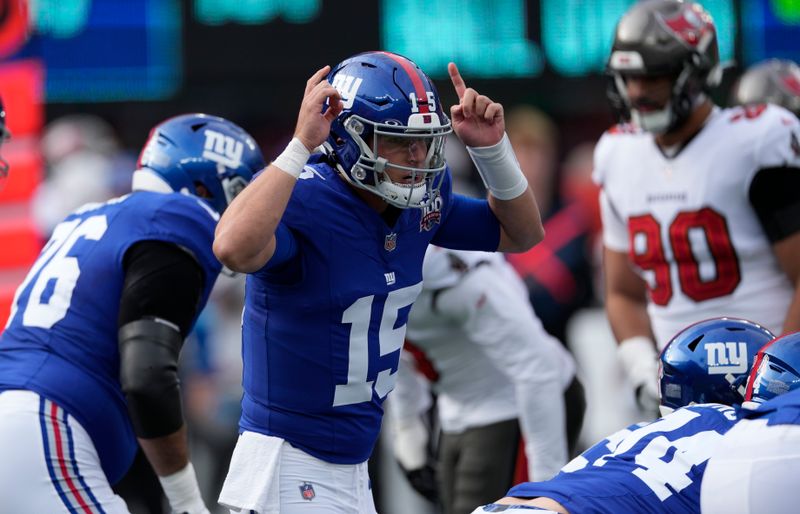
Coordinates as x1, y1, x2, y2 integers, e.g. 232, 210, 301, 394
631, 102, 674, 134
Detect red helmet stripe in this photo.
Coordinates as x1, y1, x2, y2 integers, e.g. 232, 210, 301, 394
744, 335, 783, 401
380, 52, 430, 113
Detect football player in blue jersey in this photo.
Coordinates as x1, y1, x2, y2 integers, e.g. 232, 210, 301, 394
701, 331, 800, 513
0, 114, 265, 514
213, 51, 544, 513
472, 317, 774, 514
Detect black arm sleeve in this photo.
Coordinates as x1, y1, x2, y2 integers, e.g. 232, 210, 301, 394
118, 240, 205, 338
119, 319, 184, 438
749, 167, 800, 243
117, 241, 206, 438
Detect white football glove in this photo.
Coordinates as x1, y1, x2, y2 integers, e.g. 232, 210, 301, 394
618, 336, 660, 414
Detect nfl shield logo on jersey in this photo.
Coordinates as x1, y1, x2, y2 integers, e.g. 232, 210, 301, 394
299, 482, 315, 501
384, 232, 397, 252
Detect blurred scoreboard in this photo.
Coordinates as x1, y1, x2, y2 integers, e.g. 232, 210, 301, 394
4, 0, 800, 102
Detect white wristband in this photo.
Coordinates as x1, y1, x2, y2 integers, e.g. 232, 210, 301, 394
466, 133, 528, 200
158, 462, 209, 514
272, 137, 311, 179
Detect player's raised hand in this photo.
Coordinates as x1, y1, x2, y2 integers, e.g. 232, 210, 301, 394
448, 62, 504, 148
294, 65, 343, 152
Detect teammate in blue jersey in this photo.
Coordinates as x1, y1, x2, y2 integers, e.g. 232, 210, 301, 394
0, 114, 265, 514
213, 51, 544, 513
472, 317, 774, 514
701, 331, 800, 513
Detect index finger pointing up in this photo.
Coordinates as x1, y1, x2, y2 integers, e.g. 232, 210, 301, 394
448, 62, 466, 99
306, 65, 331, 96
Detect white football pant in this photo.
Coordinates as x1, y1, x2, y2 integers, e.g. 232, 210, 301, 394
0, 390, 130, 514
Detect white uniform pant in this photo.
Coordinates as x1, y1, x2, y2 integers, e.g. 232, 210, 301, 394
701, 418, 800, 513
219, 431, 377, 513
0, 390, 130, 514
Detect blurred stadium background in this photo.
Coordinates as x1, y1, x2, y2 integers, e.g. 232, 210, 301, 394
0, 1, 798, 513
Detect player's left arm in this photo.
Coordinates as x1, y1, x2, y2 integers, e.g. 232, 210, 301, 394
750, 118, 800, 333
117, 240, 210, 514
773, 232, 800, 333
447, 62, 544, 252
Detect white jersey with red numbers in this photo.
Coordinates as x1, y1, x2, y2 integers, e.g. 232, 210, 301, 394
594, 104, 800, 348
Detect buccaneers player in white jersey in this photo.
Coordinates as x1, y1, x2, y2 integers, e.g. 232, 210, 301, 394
595, 0, 800, 410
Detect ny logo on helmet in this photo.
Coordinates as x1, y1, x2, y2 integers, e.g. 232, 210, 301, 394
203, 129, 243, 171
705, 342, 748, 375
331, 74, 363, 110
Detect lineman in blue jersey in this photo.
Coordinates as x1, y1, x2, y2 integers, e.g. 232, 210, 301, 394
702, 331, 800, 513
214, 51, 544, 513
473, 317, 774, 514
0, 114, 264, 514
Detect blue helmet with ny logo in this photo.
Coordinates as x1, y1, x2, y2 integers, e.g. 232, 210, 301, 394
745, 331, 800, 404
133, 113, 265, 214
658, 317, 774, 415
322, 51, 452, 209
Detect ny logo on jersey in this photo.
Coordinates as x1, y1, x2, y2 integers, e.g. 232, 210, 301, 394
202, 129, 244, 171
331, 74, 363, 110
705, 342, 748, 375
384, 272, 396, 285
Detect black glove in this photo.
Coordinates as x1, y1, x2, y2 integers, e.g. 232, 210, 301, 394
402, 463, 439, 503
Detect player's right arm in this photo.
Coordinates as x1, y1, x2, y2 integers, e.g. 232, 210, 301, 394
213, 66, 342, 272
600, 188, 660, 411
117, 240, 209, 514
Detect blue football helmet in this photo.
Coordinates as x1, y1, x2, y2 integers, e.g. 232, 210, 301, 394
746, 332, 800, 404
658, 317, 774, 415
0, 96, 10, 185
322, 51, 452, 209
133, 114, 265, 214
732, 59, 800, 117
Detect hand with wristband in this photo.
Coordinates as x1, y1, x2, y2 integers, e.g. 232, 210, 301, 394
448, 63, 529, 202
159, 462, 209, 514
274, 65, 343, 178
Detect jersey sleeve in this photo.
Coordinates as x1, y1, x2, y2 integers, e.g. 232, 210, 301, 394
599, 189, 629, 252
754, 107, 800, 173
432, 194, 501, 251
139, 195, 221, 280
436, 262, 570, 480
592, 131, 630, 252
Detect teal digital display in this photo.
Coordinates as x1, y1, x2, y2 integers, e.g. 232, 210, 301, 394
382, 0, 737, 79
381, 0, 543, 78
195, 0, 320, 24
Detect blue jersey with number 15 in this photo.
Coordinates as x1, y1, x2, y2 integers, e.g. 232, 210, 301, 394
0, 192, 221, 483
240, 161, 500, 464
508, 404, 738, 514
